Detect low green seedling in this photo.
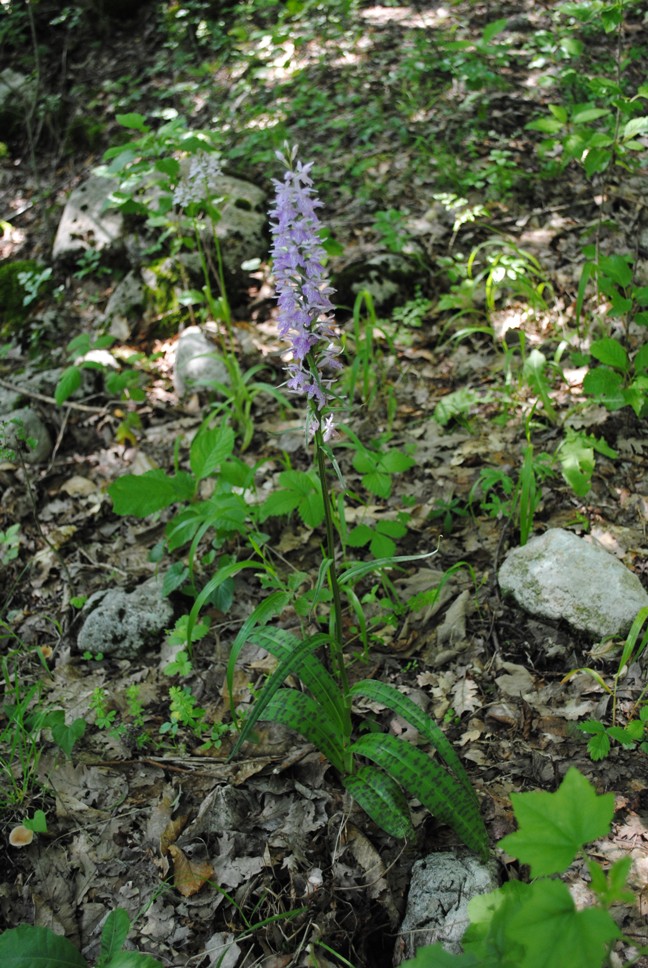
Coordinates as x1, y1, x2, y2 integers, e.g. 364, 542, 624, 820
568, 608, 648, 761
402, 767, 643, 967
0, 907, 163, 968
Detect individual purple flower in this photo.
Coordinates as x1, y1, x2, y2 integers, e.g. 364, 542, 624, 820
269, 145, 341, 438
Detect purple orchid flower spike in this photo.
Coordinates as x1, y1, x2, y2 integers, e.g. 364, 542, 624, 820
269, 145, 341, 441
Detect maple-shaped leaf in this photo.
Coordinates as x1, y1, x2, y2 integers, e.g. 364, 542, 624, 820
507, 879, 620, 968
498, 768, 614, 876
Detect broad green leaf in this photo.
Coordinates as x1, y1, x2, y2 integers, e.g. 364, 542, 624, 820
351, 680, 477, 803
343, 766, 413, 838
51, 717, 86, 758
261, 689, 346, 772
623, 116, 648, 140
103, 954, 165, 968
401, 944, 481, 967
582, 368, 625, 409
507, 879, 620, 968
0, 924, 88, 967
260, 489, 301, 519
189, 423, 235, 480
24, 809, 48, 833
115, 112, 149, 132
598, 254, 633, 288
571, 106, 610, 124
590, 338, 629, 372
99, 908, 130, 965
464, 881, 529, 966
526, 117, 564, 135
557, 431, 595, 497
434, 388, 481, 427
350, 733, 488, 856
498, 767, 614, 876
298, 489, 325, 528
482, 18, 508, 42
109, 470, 195, 516
55, 366, 82, 405
379, 450, 416, 474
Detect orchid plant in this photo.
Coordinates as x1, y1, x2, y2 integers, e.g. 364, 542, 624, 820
226, 146, 487, 854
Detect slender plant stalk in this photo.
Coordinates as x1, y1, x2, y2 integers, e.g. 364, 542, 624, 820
314, 425, 350, 702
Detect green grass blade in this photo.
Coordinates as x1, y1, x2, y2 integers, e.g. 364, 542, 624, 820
226, 591, 290, 720
261, 689, 346, 773
343, 766, 414, 838
351, 732, 488, 857
350, 679, 477, 805
338, 549, 438, 586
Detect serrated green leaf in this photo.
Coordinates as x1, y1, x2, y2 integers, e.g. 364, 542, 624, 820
0, 924, 88, 968
350, 732, 487, 856
189, 423, 234, 480
343, 766, 414, 838
498, 768, 614, 876
370, 531, 396, 557
260, 489, 301, 519
590, 338, 629, 372
507, 879, 620, 968
298, 489, 325, 528
361, 470, 392, 498
347, 524, 373, 548
261, 689, 346, 772
587, 732, 611, 761
109, 470, 195, 516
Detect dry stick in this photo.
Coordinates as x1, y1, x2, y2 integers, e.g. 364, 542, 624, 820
0, 377, 107, 414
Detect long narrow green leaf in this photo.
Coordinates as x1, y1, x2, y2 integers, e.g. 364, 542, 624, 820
351, 732, 488, 857
350, 679, 477, 804
338, 549, 438, 585
226, 591, 290, 720
186, 559, 259, 646
251, 628, 351, 740
261, 690, 346, 772
343, 766, 414, 839
229, 634, 340, 760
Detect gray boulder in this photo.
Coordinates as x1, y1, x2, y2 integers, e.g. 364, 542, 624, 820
395, 852, 499, 961
498, 528, 648, 639
52, 175, 124, 261
77, 576, 173, 658
200, 174, 267, 290
173, 326, 229, 396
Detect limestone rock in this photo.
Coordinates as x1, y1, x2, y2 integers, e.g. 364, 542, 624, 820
395, 852, 499, 961
0, 407, 52, 463
173, 326, 229, 396
498, 528, 648, 639
333, 252, 421, 311
52, 175, 124, 261
102, 270, 146, 339
201, 174, 267, 291
77, 576, 173, 659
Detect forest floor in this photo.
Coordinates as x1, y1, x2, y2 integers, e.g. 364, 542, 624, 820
1, 1, 648, 966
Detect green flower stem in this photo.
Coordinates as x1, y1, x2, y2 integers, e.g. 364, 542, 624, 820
313, 423, 351, 707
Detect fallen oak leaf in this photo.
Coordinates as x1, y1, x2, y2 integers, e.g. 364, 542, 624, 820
168, 844, 214, 897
